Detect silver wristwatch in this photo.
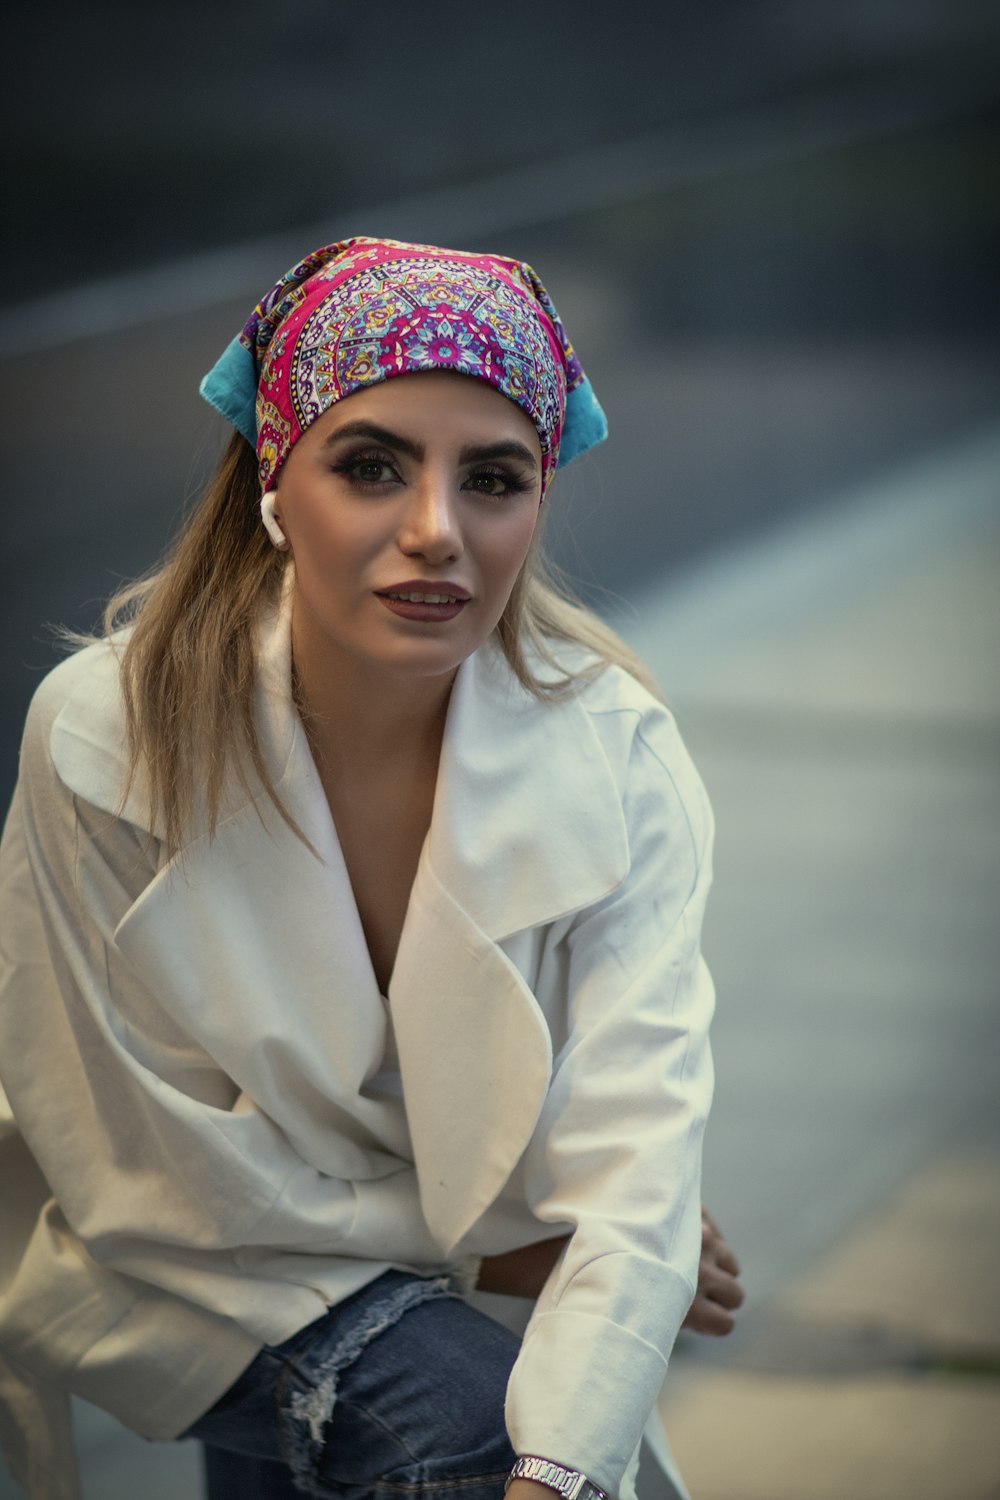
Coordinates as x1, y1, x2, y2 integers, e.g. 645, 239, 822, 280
506, 1455, 609, 1500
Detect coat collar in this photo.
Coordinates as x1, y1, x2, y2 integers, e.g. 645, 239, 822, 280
50, 598, 631, 1251
48, 593, 630, 933
223, 589, 631, 942
428, 639, 629, 938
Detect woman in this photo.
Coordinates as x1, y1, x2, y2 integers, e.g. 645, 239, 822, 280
0, 237, 741, 1500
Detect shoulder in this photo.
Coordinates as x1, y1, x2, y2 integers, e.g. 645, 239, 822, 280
25, 638, 125, 735
499, 638, 710, 828
496, 637, 713, 875
576, 660, 709, 799
572, 662, 714, 868
21, 637, 139, 823
22, 639, 126, 761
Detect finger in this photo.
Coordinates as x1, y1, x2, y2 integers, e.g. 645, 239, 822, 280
714, 1242, 742, 1276
700, 1216, 742, 1275
707, 1274, 745, 1311
699, 1264, 745, 1309
683, 1295, 738, 1337
701, 1206, 722, 1238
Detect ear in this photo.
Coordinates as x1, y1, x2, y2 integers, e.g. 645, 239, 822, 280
260, 490, 289, 549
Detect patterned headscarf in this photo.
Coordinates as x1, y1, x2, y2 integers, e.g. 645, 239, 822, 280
200, 236, 607, 495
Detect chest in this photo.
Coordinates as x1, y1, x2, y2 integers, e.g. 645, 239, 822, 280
318, 765, 437, 996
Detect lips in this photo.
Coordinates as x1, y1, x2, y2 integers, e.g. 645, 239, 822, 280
376, 580, 471, 602
381, 589, 463, 604
375, 581, 471, 624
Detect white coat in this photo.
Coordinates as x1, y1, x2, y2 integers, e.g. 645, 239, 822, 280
0, 595, 714, 1500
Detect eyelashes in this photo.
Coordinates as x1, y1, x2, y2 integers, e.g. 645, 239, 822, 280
329, 449, 398, 488
463, 467, 534, 498
329, 446, 534, 498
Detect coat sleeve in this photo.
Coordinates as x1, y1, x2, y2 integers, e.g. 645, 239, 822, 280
504, 702, 715, 1495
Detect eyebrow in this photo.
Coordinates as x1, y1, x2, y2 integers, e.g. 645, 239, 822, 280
320, 419, 539, 472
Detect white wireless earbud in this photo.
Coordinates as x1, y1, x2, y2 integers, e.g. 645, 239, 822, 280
259, 491, 288, 549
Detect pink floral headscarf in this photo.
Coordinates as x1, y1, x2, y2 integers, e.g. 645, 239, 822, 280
201, 236, 607, 496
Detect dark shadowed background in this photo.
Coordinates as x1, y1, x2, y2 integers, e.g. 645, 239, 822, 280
4, 0, 998, 798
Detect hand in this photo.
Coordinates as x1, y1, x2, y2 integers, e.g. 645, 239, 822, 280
476, 1207, 745, 1327
682, 1207, 745, 1336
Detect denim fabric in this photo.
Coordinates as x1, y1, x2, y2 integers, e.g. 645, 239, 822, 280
183, 1270, 520, 1500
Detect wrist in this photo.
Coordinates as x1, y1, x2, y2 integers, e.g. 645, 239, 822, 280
506, 1456, 610, 1500
506, 1480, 568, 1500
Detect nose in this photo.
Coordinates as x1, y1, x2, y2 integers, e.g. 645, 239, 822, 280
396, 471, 463, 564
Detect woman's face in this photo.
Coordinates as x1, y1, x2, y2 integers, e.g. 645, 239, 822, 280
274, 370, 543, 685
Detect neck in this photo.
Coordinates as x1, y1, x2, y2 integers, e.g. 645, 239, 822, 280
290, 619, 456, 780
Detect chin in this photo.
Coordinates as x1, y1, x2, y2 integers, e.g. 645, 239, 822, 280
358, 639, 477, 679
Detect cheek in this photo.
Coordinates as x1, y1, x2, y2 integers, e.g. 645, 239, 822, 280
484, 507, 540, 589
291, 504, 371, 570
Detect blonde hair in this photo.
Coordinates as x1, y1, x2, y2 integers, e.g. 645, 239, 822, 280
96, 431, 661, 852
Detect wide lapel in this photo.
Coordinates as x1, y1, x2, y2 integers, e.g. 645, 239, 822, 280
53, 599, 397, 1173
390, 644, 630, 1254
111, 740, 390, 1146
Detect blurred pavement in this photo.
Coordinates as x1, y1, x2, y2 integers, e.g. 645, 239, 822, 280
633, 424, 1000, 1499
660, 1152, 1000, 1499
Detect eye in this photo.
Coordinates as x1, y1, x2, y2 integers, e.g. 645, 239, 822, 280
331, 448, 401, 490
463, 466, 532, 499
353, 458, 396, 485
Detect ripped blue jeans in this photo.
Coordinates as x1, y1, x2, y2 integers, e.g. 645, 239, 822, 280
182, 1270, 520, 1500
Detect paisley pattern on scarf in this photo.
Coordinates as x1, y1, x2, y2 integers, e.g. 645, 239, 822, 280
238, 238, 585, 492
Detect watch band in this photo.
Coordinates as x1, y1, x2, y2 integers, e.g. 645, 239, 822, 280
506, 1455, 609, 1500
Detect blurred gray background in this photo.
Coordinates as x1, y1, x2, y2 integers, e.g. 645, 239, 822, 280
2, 2, 999, 1496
